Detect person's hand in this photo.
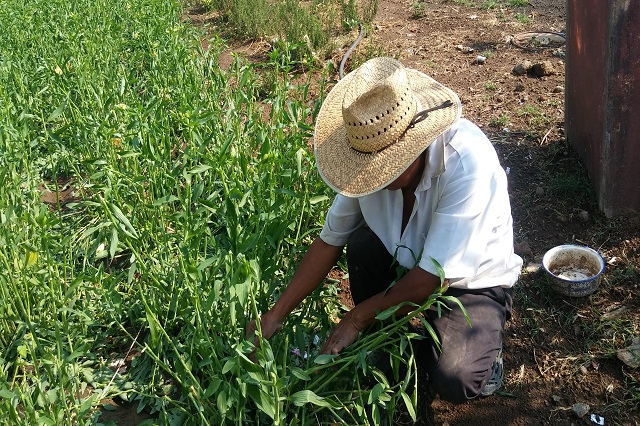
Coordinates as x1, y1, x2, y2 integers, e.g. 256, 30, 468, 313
245, 310, 283, 362
321, 311, 364, 355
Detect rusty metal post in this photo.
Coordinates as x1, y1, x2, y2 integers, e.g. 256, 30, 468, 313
566, 0, 640, 217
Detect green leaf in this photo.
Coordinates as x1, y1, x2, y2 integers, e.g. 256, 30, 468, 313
246, 386, 275, 419
375, 301, 418, 321
17, 345, 27, 358
25, 249, 38, 268
400, 391, 417, 421
290, 367, 311, 381
309, 195, 329, 205
313, 354, 337, 365
109, 227, 119, 259
203, 379, 222, 399
188, 164, 212, 174
290, 390, 330, 407
0, 388, 15, 399
430, 256, 446, 286
47, 99, 67, 122
109, 203, 139, 238
153, 195, 179, 206
222, 359, 236, 374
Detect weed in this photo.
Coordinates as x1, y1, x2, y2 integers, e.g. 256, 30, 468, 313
484, 81, 498, 91
547, 171, 595, 205
515, 104, 552, 128
490, 114, 510, 127
515, 13, 531, 23
452, 0, 476, 6
481, 0, 498, 9
411, 0, 427, 18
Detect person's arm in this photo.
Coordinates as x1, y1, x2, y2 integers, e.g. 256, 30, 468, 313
321, 266, 445, 354
246, 237, 344, 343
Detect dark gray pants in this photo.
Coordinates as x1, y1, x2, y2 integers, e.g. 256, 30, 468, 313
346, 227, 513, 404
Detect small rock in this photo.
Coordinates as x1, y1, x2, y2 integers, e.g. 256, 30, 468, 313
456, 44, 474, 53
532, 61, 556, 77
514, 82, 525, 92
579, 210, 590, 222
551, 394, 563, 404
513, 60, 533, 76
553, 85, 565, 93
475, 55, 486, 64
535, 186, 545, 196
552, 48, 566, 58
617, 344, 640, 368
572, 402, 590, 418
525, 262, 541, 274
514, 241, 533, 257
580, 365, 588, 375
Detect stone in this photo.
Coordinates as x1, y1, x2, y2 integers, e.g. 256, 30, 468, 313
572, 402, 590, 418
579, 210, 590, 222
514, 241, 533, 257
525, 262, 541, 273
617, 344, 640, 368
532, 61, 556, 77
553, 85, 565, 93
514, 82, 525, 92
513, 60, 532, 75
535, 186, 545, 196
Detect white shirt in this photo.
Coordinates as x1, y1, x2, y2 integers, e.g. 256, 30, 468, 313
319, 118, 523, 290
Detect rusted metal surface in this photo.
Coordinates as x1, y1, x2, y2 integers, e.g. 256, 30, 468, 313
566, 0, 640, 217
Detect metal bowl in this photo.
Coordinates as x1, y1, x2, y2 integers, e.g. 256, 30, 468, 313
542, 245, 605, 297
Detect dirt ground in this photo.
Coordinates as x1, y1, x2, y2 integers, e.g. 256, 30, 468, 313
99, 1, 640, 425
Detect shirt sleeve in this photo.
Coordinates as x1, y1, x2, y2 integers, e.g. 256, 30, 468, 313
319, 195, 366, 246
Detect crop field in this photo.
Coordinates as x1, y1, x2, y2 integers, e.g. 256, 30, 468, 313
0, 0, 431, 424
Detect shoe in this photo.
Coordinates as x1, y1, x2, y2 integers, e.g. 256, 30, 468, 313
480, 346, 503, 396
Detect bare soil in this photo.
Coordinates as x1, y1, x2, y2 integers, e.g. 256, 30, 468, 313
101, 1, 639, 425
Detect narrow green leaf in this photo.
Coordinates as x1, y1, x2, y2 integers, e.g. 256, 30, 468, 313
153, 195, 179, 206
400, 391, 417, 421
309, 195, 329, 205
290, 367, 311, 381
313, 354, 337, 365
47, 99, 67, 122
290, 390, 330, 407
109, 203, 138, 238
109, 228, 119, 259
188, 164, 211, 174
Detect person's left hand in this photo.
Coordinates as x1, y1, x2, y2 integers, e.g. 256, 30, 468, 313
321, 312, 364, 355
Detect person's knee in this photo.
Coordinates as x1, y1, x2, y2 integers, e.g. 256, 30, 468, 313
428, 361, 483, 404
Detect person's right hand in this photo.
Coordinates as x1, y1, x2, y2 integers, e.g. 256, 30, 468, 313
245, 310, 283, 362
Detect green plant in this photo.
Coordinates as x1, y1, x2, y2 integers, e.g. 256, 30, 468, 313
451, 0, 476, 6
411, 0, 427, 18
515, 104, 552, 129
515, 13, 531, 23
484, 81, 498, 91
480, 0, 498, 9
490, 114, 510, 127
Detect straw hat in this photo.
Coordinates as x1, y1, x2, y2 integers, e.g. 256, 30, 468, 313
314, 57, 461, 197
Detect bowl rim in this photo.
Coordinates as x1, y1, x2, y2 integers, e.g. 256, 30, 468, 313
542, 244, 606, 283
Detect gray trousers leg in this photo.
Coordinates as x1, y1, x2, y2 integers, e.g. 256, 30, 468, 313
346, 227, 513, 404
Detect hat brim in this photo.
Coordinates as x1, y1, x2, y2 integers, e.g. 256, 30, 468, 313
314, 68, 462, 197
